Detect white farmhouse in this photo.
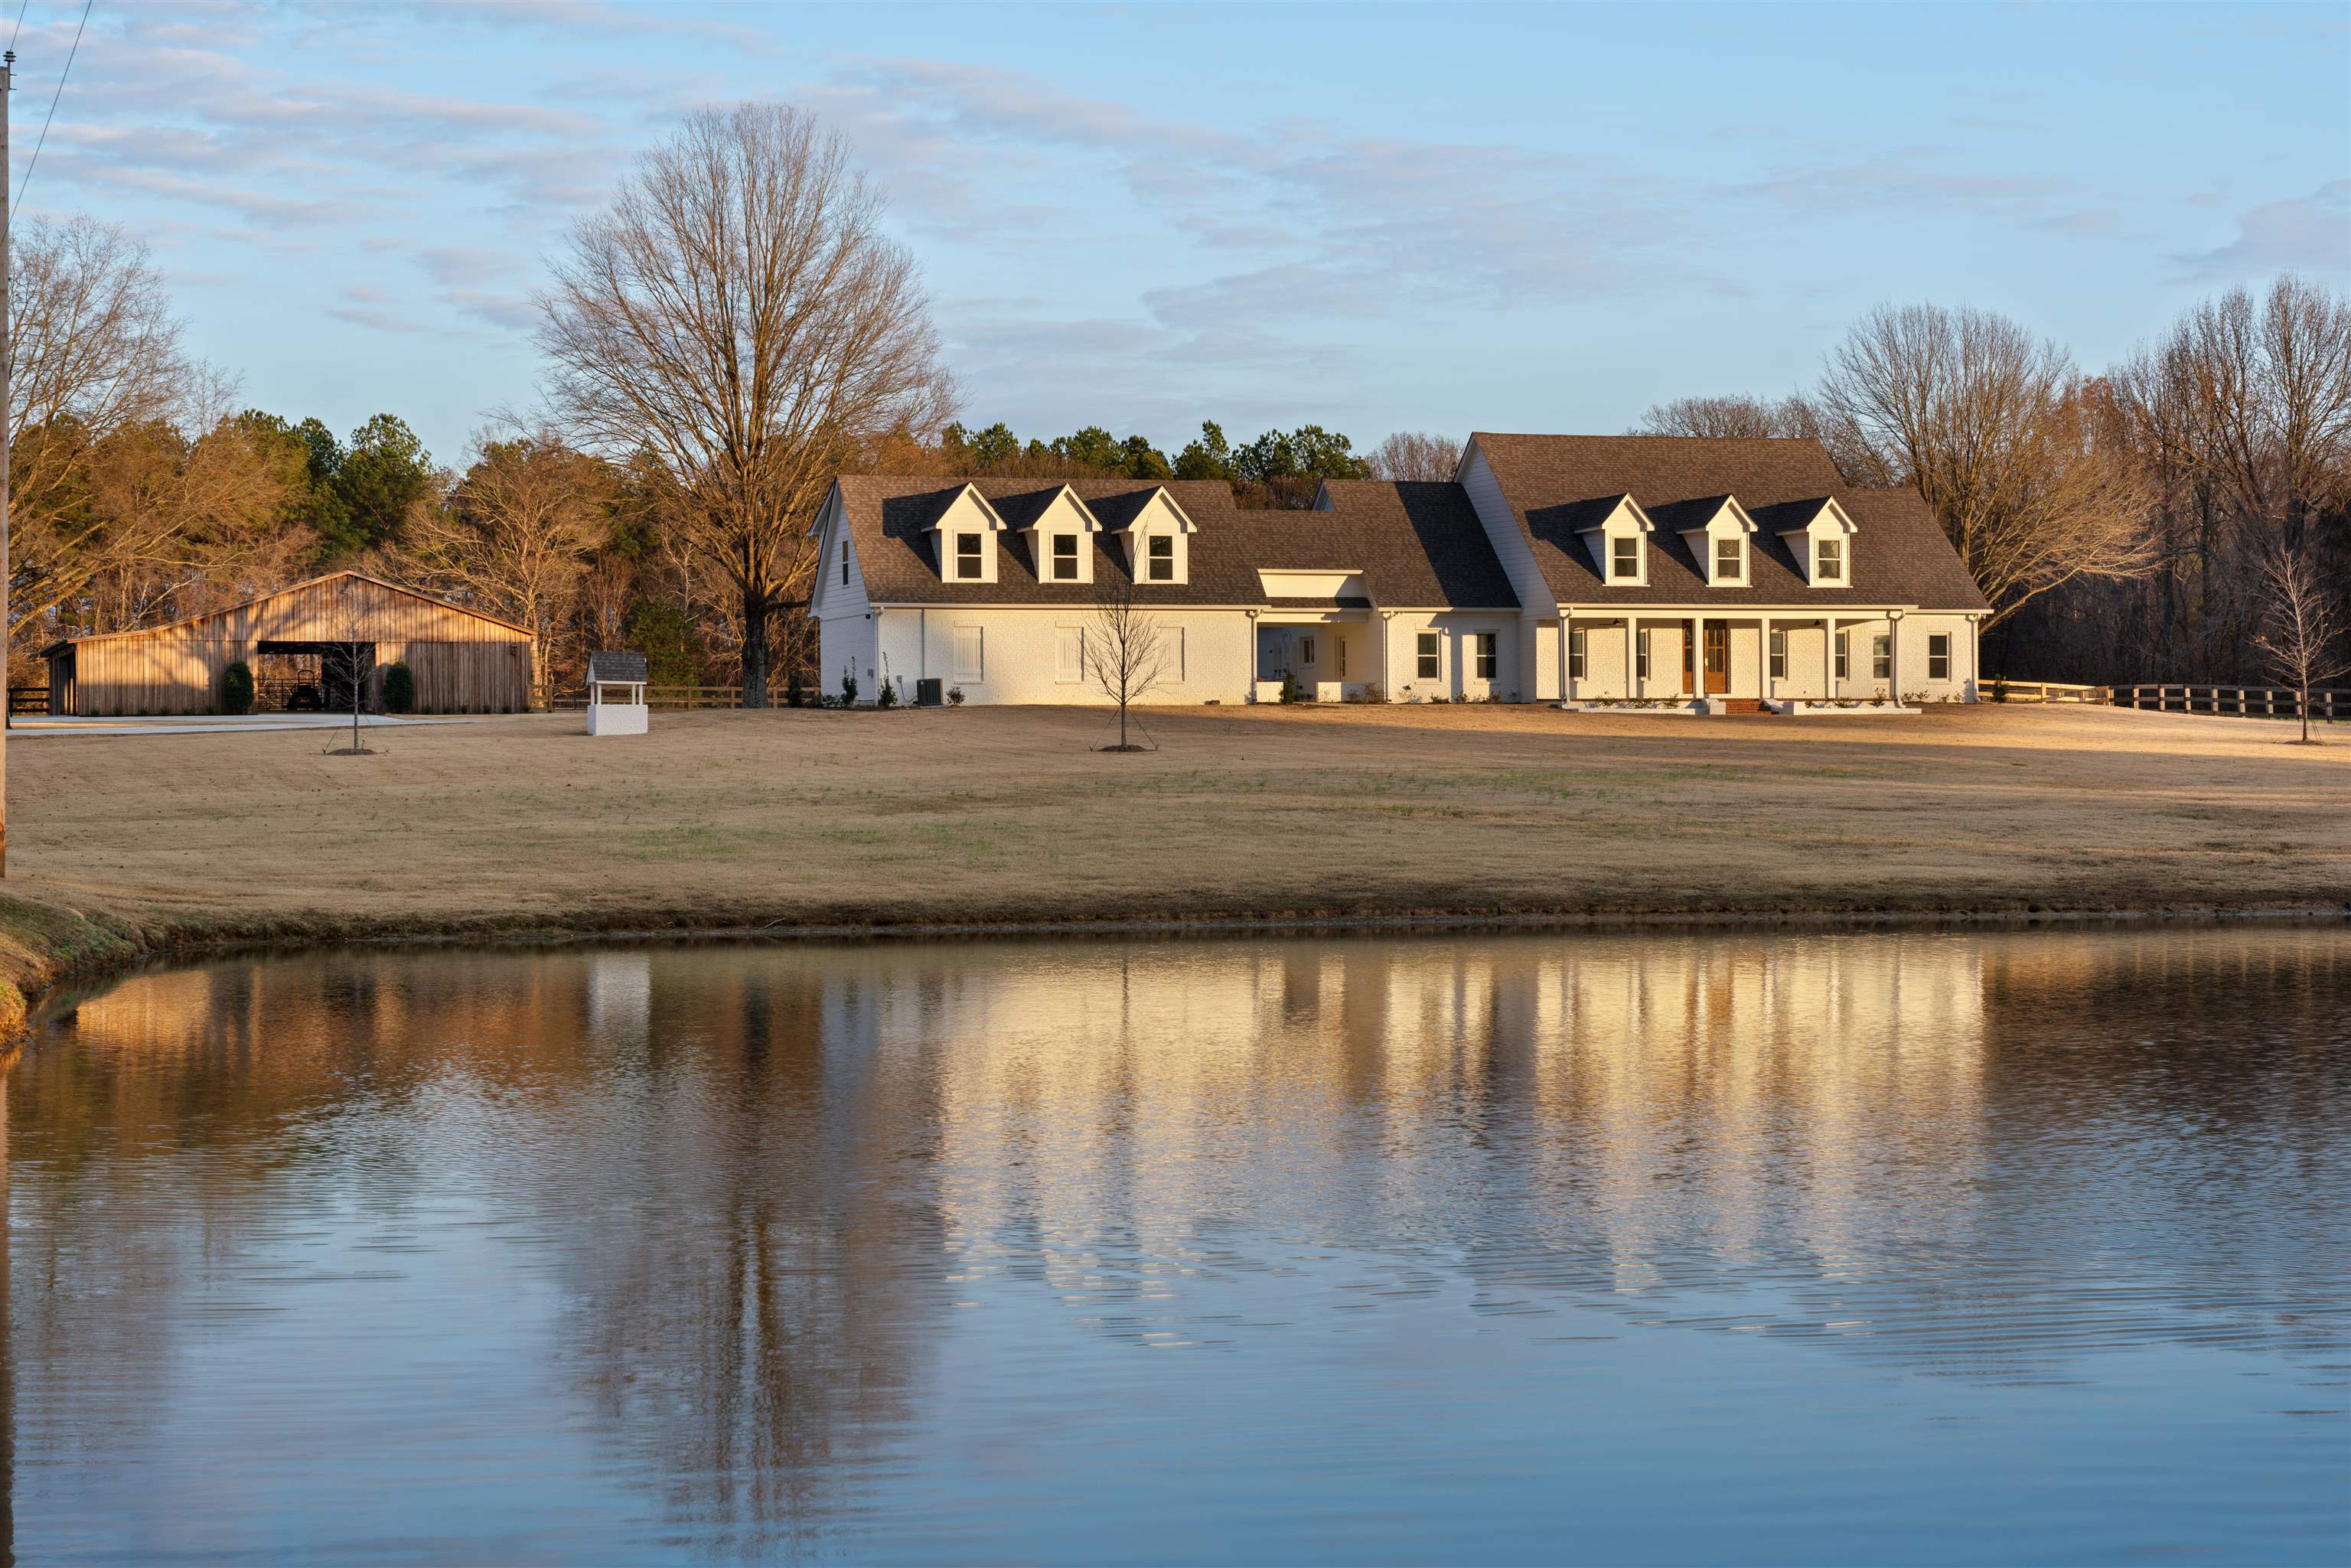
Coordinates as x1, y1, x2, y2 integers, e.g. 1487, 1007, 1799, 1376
812, 434, 1990, 708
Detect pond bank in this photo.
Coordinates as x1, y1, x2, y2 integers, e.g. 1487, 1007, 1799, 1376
2, 701, 2341, 1039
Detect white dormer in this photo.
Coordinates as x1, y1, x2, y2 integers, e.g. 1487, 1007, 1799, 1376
1019, 484, 1103, 585
1576, 494, 1652, 588
1114, 486, 1198, 586
928, 482, 1009, 584
1773, 497, 1859, 586
1674, 495, 1760, 587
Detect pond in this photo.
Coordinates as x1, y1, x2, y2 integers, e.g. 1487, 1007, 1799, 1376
4, 927, 2346, 1564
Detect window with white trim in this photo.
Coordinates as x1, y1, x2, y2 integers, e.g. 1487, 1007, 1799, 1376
1927, 633, 1951, 680
954, 625, 984, 683
1472, 632, 1497, 680
1051, 534, 1078, 580
1297, 635, 1316, 667
1146, 534, 1173, 581
1335, 637, 1347, 679
1611, 536, 1639, 580
1415, 632, 1439, 680
1714, 536, 1743, 582
840, 549, 849, 587
1769, 628, 1786, 679
954, 533, 983, 580
1871, 635, 1890, 680
1816, 536, 1844, 582
1834, 631, 1848, 679
1636, 630, 1651, 680
1569, 626, 1586, 680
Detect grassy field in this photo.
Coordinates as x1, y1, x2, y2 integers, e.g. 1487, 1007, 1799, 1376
4, 703, 2340, 974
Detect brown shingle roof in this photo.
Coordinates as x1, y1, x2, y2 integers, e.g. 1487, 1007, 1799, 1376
1302, 481, 1518, 608
833, 478, 1266, 606
1469, 433, 1988, 611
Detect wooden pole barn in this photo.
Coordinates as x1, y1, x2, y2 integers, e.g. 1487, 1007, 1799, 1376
38, 571, 533, 717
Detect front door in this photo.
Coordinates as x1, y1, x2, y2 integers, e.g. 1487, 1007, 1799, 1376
1704, 624, 1730, 693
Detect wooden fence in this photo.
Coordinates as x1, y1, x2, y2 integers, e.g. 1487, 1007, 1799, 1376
2112, 684, 2345, 720
8, 686, 48, 717
1986, 680, 2108, 704
549, 685, 745, 711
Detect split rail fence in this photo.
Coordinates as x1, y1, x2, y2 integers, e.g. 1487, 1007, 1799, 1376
2111, 685, 2345, 720
549, 685, 745, 711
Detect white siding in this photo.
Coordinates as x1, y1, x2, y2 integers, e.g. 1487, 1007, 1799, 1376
870, 606, 1253, 705
1458, 443, 1554, 614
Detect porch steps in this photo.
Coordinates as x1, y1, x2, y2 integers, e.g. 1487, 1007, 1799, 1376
1715, 698, 1766, 716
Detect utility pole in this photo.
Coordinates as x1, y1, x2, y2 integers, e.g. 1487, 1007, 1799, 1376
2, 49, 16, 878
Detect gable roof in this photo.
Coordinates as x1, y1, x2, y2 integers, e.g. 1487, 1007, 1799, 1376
1304, 481, 1518, 608
587, 650, 648, 683
828, 478, 1264, 606
39, 569, 534, 648
1467, 433, 1987, 611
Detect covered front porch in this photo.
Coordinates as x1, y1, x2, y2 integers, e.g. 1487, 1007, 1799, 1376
1554, 611, 1913, 706
1250, 606, 1374, 703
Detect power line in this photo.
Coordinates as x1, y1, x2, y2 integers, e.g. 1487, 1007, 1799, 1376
15, 0, 90, 213
6, 0, 28, 57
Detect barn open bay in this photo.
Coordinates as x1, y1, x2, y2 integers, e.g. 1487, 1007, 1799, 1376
3, 925, 2343, 1564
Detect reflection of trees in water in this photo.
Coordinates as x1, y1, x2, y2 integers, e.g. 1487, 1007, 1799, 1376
542, 950, 951, 1559
1, 927, 2343, 1550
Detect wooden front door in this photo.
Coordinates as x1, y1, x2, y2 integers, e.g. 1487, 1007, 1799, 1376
1704, 624, 1730, 693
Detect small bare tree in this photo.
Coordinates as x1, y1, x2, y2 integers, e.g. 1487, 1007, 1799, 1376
1087, 575, 1169, 751
1366, 430, 1462, 481
2250, 543, 2346, 743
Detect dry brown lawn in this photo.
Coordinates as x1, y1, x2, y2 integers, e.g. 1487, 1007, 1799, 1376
8, 702, 2346, 937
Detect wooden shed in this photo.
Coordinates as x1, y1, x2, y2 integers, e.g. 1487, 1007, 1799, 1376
41, 571, 533, 716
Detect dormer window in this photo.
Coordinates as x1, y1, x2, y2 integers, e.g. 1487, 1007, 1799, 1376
1146, 535, 1173, 581
1817, 537, 1844, 582
954, 533, 984, 579
1611, 536, 1639, 580
1051, 534, 1079, 580
1714, 537, 1743, 581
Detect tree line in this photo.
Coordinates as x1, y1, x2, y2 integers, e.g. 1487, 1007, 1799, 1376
1635, 276, 2351, 686
11, 99, 2343, 706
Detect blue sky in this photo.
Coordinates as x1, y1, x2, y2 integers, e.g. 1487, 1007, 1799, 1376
24, 0, 2350, 467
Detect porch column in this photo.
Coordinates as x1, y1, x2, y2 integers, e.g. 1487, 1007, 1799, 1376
1762, 616, 1773, 703
1379, 610, 1392, 703
1558, 611, 1572, 703
1888, 609, 1905, 699
1693, 614, 1705, 703
1822, 616, 1834, 699
1625, 614, 1637, 696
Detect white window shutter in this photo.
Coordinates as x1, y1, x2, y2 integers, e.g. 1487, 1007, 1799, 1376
1168, 626, 1185, 683
955, 625, 984, 683
1055, 627, 1082, 683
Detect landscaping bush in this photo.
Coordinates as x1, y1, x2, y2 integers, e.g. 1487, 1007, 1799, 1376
1278, 670, 1301, 704
784, 666, 805, 708
947, 685, 966, 706
382, 660, 416, 714
839, 668, 859, 707
220, 660, 255, 716
877, 676, 898, 709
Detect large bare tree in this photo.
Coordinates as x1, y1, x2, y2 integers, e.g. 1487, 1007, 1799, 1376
1820, 302, 2157, 624
406, 429, 612, 706
7, 217, 203, 654
537, 104, 954, 706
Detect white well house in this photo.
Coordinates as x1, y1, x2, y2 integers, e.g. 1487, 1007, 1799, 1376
586, 650, 649, 736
